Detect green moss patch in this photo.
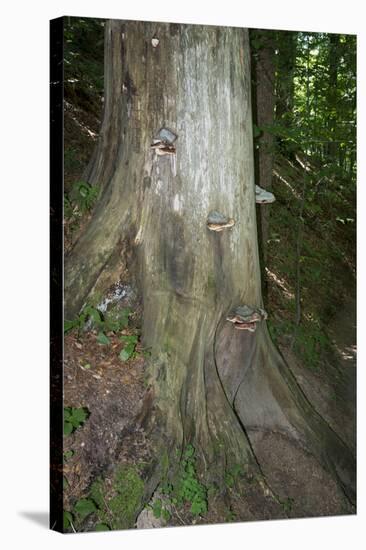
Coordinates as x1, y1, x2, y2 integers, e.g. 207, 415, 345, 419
90, 465, 145, 530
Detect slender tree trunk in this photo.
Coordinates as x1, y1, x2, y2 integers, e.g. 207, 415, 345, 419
275, 31, 297, 132
252, 31, 275, 295
327, 34, 340, 159
64, 20, 355, 505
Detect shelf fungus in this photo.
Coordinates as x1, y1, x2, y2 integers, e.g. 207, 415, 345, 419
206, 211, 235, 232
150, 127, 177, 156
227, 305, 268, 331
255, 185, 276, 204
151, 141, 176, 156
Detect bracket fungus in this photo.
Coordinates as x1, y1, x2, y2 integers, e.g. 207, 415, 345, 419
206, 211, 235, 232
255, 185, 276, 204
226, 305, 268, 331
151, 141, 176, 156
151, 127, 177, 156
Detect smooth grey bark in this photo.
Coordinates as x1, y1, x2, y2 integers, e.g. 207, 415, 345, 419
64, 20, 355, 503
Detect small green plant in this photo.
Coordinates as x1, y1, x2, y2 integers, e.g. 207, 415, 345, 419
64, 147, 82, 171
149, 498, 171, 521
294, 322, 330, 369
119, 335, 138, 361
74, 498, 97, 520
97, 331, 110, 345
174, 445, 208, 516
64, 195, 74, 219
70, 180, 100, 213
63, 449, 74, 461
63, 510, 74, 531
63, 498, 100, 532
64, 304, 101, 334
95, 523, 110, 531
225, 507, 237, 522
158, 445, 208, 518
103, 307, 131, 332
224, 464, 244, 489
281, 496, 294, 514
64, 406, 89, 436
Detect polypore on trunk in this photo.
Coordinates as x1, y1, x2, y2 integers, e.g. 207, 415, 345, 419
206, 210, 235, 232
151, 128, 178, 156
226, 305, 267, 331
255, 184, 276, 204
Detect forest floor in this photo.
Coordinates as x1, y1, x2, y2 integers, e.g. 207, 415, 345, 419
62, 99, 356, 531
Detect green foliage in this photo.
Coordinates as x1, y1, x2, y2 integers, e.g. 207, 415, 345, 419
64, 318, 81, 334
104, 307, 131, 332
294, 322, 331, 369
64, 147, 83, 172
225, 507, 237, 522
268, 317, 331, 370
119, 335, 138, 361
64, 305, 131, 335
63, 181, 100, 239
151, 499, 170, 520
74, 498, 97, 520
64, 304, 100, 334
63, 449, 74, 461
63, 498, 100, 532
64, 406, 89, 436
70, 180, 100, 213
157, 445, 209, 518
63, 511, 74, 531
89, 479, 104, 509
151, 498, 163, 518
224, 464, 244, 489
251, 29, 356, 178
281, 497, 295, 513
173, 445, 208, 516
64, 16, 105, 114
63, 194, 74, 219
95, 523, 110, 531
97, 331, 110, 345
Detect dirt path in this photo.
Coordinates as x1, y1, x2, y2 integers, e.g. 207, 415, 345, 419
246, 294, 357, 517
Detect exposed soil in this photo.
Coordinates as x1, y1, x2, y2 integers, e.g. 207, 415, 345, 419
63, 329, 148, 513
248, 430, 353, 518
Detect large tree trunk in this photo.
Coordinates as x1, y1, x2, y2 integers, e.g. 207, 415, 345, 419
64, 20, 355, 505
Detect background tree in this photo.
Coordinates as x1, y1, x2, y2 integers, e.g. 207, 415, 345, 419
251, 30, 276, 293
